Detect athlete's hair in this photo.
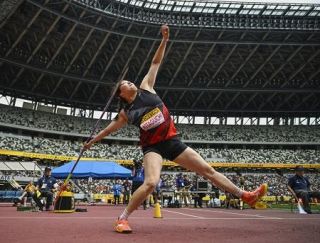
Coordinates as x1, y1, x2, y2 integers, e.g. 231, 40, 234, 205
111, 80, 129, 119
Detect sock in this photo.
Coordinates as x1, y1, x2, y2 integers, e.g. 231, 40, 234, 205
119, 208, 130, 220
234, 188, 244, 198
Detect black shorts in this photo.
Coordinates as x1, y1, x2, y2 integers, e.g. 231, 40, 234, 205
142, 137, 188, 161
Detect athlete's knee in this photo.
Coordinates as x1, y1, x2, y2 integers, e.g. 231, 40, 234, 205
202, 166, 216, 178
143, 180, 157, 192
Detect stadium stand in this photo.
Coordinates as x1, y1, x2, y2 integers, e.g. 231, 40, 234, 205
1, 105, 320, 143
0, 132, 319, 164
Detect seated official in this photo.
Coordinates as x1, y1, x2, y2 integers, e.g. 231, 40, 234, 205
288, 166, 320, 214
33, 167, 58, 211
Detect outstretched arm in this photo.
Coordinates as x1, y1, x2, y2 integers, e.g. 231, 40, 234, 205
140, 24, 169, 93
84, 110, 127, 150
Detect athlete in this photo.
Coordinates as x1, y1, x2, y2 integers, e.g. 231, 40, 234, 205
84, 24, 267, 233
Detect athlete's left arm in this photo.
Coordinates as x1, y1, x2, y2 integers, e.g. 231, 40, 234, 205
140, 24, 169, 93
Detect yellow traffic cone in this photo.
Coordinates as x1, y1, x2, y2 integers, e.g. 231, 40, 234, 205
153, 202, 162, 218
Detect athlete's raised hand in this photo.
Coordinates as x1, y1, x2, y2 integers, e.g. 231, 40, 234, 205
161, 24, 169, 41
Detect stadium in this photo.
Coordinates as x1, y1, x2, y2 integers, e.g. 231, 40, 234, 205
0, 0, 319, 242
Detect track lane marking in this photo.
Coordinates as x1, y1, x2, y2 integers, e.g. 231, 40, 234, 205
182, 208, 282, 219
161, 209, 205, 218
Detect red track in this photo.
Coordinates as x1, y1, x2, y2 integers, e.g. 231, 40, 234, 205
0, 205, 319, 243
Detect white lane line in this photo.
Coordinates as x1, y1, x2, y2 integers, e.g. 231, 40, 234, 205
161, 209, 205, 219
182, 208, 282, 219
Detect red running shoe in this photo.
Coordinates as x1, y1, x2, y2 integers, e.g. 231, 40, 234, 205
242, 183, 268, 208
114, 219, 132, 233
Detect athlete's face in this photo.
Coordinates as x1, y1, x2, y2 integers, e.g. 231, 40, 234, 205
118, 80, 137, 97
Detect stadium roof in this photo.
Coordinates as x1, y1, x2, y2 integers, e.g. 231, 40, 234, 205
0, 0, 320, 117
115, 0, 320, 17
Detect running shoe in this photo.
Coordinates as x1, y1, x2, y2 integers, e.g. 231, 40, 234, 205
241, 183, 268, 208
114, 219, 132, 233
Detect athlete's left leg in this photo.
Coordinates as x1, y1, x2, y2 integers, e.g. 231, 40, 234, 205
174, 147, 267, 206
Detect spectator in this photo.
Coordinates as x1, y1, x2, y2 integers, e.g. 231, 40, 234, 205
288, 166, 320, 214
131, 159, 147, 209
122, 179, 131, 205
112, 180, 122, 205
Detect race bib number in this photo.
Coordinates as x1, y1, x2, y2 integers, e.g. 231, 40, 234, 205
140, 107, 165, 131
41, 184, 47, 189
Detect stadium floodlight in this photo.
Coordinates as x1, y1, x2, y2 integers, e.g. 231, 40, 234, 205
192, 7, 203, 12
244, 4, 253, 9
150, 3, 158, 9
159, 4, 166, 10
285, 11, 295, 16
262, 10, 273, 15
220, 3, 230, 8
276, 5, 288, 10
272, 10, 284, 15
136, 0, 144, 7
309, 11, 319, 16
294, 11, 307, 16
206, 3, 217, 8
164, 0, 174, 5
181, 7, 192, 12
184, 2, 193, 6
216, 9, 227, 14
230, 4, 241, 8
225, 9, 238, 14
195, 2, 206, 7
203, 8, 214, 13
290, 6, 300, 10
300, 6, 312, 10
248, 10, 261, 15
266, 5, 277, 10
239, 9, 250, 15
252, 4, 264, 9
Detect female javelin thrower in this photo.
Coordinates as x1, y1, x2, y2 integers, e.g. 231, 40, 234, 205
84, 25, 267, 233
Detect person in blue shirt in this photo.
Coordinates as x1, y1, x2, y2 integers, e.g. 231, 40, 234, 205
152, 178, 162, 205
33, 167, 58, 211
131, 159, 147, 209
175, 173, 185, 190
113, 180, 122, 205
288, 166, 320, 214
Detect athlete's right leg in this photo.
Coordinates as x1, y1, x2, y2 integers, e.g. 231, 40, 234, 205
115, 152, 163, 233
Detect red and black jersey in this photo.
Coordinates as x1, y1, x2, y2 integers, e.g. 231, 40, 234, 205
124, 89, 177, 147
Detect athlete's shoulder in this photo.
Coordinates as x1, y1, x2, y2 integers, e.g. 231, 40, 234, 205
139, 86, 157, 94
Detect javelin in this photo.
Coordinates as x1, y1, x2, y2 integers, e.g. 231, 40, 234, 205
54, 67, 129, 206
